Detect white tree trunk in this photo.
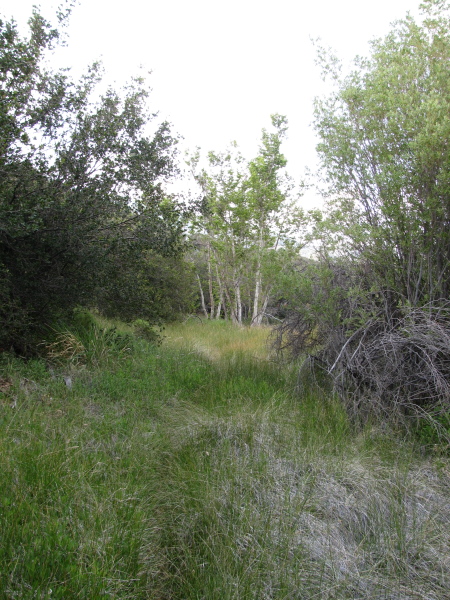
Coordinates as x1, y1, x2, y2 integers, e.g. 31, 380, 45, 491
254, 286, 272, 326
215, 264, 224, 319
251, 224, 264, 326
231, 236, 242, 324
196, 274, 208, 318
235, 277, 242, 324
252, 269, 261, 325
223, 283, 236, 322
207, 240, 215, 319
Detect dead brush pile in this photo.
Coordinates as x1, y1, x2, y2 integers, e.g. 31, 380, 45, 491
273, 295, 450, 432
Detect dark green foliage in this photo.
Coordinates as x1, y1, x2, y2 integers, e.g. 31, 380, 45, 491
0, 9, 186, 353
415, 411, 450, 451
95, 250, 197, 324
132, 318, 162, 344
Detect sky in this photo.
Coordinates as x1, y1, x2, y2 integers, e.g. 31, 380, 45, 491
1, 0, 422, 207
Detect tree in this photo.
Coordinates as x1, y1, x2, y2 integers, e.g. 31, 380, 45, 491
188, 143, 249, 323
314, 0, 450, 307
275, 0, 450, 423
188, 117, 305, 325
246, 115, 300, 325
0, 8, 184, 352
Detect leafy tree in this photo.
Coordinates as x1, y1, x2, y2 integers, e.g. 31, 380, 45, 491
275, 0, 450, 424
193, 143, 250, 322
0, 8, 184, 352
188, 116, 305, 325
246, 115, 302, 325
314, 0, 450, 307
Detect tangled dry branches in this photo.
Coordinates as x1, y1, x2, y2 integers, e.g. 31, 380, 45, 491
274, 298, 450, 426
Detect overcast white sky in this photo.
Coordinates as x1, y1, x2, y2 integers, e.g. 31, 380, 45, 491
1, 0, 422, 207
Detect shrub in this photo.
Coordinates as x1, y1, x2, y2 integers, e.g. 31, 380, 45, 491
0, 10, 183, 354
272, 260, 450, 443
132, 319, 162, 345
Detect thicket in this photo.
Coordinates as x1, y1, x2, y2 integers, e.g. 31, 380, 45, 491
274, 0, 450, 431
0, 7, 191, 354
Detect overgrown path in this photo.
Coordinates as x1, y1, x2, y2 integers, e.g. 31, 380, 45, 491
1, 321, 449, 599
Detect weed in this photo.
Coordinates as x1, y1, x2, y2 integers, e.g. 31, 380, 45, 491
41, 310, 134, 368
415, 410, 450, 453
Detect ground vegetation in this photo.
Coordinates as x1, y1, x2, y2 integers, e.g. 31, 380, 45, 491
0, 318, 449, 598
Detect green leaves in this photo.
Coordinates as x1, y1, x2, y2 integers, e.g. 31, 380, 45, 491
314, 1, 450, 307
188, 116, 306, 324
0, 8, 184, 352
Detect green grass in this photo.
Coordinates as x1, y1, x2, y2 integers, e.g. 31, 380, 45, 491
0, 319, 449, 598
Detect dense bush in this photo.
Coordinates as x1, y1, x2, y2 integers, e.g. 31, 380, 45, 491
0, 9, 186, 353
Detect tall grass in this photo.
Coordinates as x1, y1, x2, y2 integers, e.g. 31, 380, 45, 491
0, 318, 449, 598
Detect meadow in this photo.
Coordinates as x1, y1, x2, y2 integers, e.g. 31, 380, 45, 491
0, 318, 449, 599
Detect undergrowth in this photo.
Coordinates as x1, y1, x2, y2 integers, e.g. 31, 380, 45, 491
0, 316, 449, 598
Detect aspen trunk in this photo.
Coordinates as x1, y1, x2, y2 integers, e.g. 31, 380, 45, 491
222, 299, 228, 320
252, 268, 261, 325
251, 225, 264, 326
254, 286, 272, 326
214, 255, 228, 320
215, 264, 224, 319
196, 274, 208, 318
231, 236, 242, 324
235, 277, 242, 324
223, 283, 236, 322
207, 240, 215, 319
233, 272, 242, 325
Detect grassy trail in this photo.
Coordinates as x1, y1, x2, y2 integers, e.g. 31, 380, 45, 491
0, 320, 449, 599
